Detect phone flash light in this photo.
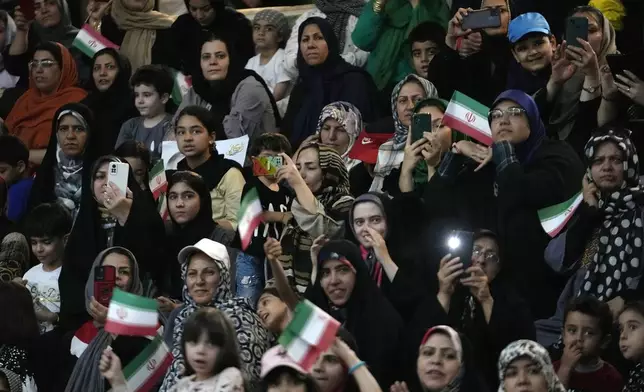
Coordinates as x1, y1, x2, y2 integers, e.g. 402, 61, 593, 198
447, 236, 461, 250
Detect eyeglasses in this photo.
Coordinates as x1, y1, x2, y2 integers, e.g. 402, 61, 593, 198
472, 247, 499, 263
29, 59, 58, 69
488, 107, 526, 122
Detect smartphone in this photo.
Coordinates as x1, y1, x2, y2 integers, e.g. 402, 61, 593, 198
94, 265, 116, 307
18, 0, 36, 21
108, 162, 129, 195
461, 8, 502, 31
411, 113, 432, 143
565, 16, 588, 48
251, 156, 283, 176
446, 230, 475, 270
607, 51, 644, 80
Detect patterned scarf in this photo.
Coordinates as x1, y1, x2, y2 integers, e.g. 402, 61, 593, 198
159, 250, 269, 391
314, 0, 365, 50
54, 109, 87, 219
315, 101, 363, 171
579, 130, 643, 301
0, 368, 22, 392
497, 340, 566, 392
623, 363, 644, 392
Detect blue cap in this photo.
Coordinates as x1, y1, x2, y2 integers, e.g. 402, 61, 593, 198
508, 13, 551, 44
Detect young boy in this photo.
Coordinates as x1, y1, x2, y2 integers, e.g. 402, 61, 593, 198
245, 9, 291, 102
554, 296, 624, 392
21, 203, 72, 333
257, 286, 291, 334
507, 12, 556, 93
0, 135, 33, 222
115, 65, 174, 162
408, 21, 446, 80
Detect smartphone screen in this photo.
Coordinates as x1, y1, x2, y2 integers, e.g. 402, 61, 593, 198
94, 266, 116, 307
461, 8, 502, 31
252, 156, 283, 176
565, 16, 588, 48
412, 113, 431, 143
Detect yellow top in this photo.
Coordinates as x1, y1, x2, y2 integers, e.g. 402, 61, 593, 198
589, 0, 626, 31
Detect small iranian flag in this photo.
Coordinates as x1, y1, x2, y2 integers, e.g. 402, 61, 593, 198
442, 91, 493, 145
538, 192, 583, 237
172, 71, 192, 105
148, 160, 167, 201
121, 335, 173, 392
278, 300, 340, 371
237, 188, 263, 250
157, 193, 169, 221
105, 288, 159, 336
72, 24, 119, 58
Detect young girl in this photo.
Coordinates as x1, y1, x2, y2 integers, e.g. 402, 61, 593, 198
619, 301, 644, 391
99, 308, 245, 391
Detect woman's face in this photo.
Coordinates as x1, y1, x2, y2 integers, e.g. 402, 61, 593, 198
93, 53, 119, 92
102, 251, 132, 290
396, 81, 426, 129
320, 259, 356, 307
188, 0, 215, 26
490, 100, 531, 145
168, 181, 202, 226
267, 372, 307, 392
416, 105, 453, 152
573, 11, 603, 55
312, 346, 345, 392
201, 40, 230, 81
186, 253, 220, 305
257, 292, 290, 333
123, 156, 147, 190
352, 201, 387, 248
590, 141, 625, 192
503, 357, 549, 392
121, 0, 147, 12
417, 332, 461, 391
481, 0, 510, 36
175, 115, 213, 160
34, 0, 62, 28
30, 50, 62, 95
295, 148, 323, 193
319, 118, 350, 156
57, 114, 88, 157
92, 162, 109, 205
300, 24, 329, 66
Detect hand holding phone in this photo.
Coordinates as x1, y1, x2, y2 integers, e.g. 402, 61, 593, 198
94, 266, 116, 307
411, 113, 432, 143
582, 174, 599, 207
461, 8, 502, 31
252, 156, 283, 176
108, 162, 129, 196
14, 3, 34, 30
446, 230, 474, 270
565, 16, 588, 48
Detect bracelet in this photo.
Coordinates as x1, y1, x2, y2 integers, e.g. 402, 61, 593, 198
348, 361, 366, 375
582, 84, 601, 94
372, 0, 384, 13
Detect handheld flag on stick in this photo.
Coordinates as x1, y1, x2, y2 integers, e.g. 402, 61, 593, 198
121, 335, 173, 392
442, 91, 493, 146
148, 160, 167, 201
72, 24, 119, 58
538, 192, 583, 237
237, 188, 263, 250
105, 288, 159, 336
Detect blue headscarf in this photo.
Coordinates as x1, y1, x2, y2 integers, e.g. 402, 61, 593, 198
491, 89, 546, 164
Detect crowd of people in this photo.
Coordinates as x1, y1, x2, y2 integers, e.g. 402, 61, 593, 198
0, 0, 643, 390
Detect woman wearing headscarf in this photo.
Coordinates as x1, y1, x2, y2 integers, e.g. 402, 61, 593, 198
58, 155, 166, 332
98, 0, 175, 71
27, 103, 101, 219
5, 42, 87, 165
442, 89, 584, 320
276, 143, 354, 294
176, 33, 279, 144
313, 101, 363, 172
0, 368, 22, 392
497, 340, 567, 392
160, 238, 270, 391
536, 127, 644, 346
351, 0, 449, 93
0, 11, 19, 89
64, 247, 151, 392
168, 0, 253, 78
370, 74, 438, 193
281, 17, 381, 149
305, 239, 403, 389
81, 48, 138, 153
283, 0, 369, 81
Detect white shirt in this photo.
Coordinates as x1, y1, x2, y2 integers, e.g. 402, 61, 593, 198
245, 49, 291, 94
23, 264, 61, 334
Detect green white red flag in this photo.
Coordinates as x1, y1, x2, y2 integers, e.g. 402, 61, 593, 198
121, 335, 173, 392
442, 91, 493, 145
538, 192, 583, 237
148, 160, 167, 201
278, 300, 340, 371
172, 71, 192, 105
237, 188, 263, 250
72, 24, 119, 58
105, 288, 158, 336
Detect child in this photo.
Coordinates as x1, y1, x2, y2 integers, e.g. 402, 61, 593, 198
21, 203, 72, 334
100, 308, 245, 391
554, 296, 623, 392
0, 135, 32, 222
408, 21, 446, 80
507, 12, 556, 94
245, 9, 291, 102
256, 287, 291, 334
618, 300, 644, 391
114, 140, 152, 191
115, 65, 174, 162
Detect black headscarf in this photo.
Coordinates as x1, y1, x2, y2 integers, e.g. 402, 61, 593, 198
0, 178, 12, 240
82, 48, 138, 153
191, 34, 280, 137
28, 103, 101, 216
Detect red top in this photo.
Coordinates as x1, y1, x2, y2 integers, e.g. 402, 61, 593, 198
553, 360, 624, 392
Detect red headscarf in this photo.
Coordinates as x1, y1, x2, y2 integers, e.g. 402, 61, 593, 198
6, 43, 87, 150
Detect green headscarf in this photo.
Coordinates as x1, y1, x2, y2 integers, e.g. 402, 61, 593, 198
412, 98, 471, 186
367, 0, 449, 90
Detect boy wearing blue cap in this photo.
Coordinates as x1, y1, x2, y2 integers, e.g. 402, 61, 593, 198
508, 12, 556, 75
